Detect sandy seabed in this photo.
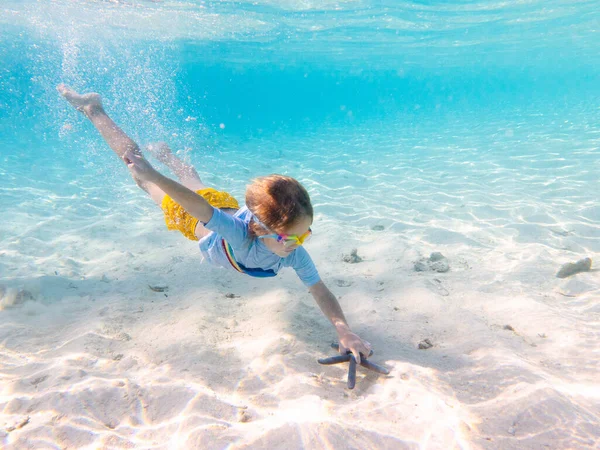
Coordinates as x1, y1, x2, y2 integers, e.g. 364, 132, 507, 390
1, 207, 598, 449
2, 122, 600, 449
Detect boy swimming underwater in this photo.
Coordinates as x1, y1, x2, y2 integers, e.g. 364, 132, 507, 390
58, 84, 371, 363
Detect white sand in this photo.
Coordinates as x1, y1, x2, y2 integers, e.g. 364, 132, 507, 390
1, 182, 599, 449
2, 115, 600, 449
2, 0, 599, 445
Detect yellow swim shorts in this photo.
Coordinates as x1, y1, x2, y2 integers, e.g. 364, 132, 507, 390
161, 188, 240, 241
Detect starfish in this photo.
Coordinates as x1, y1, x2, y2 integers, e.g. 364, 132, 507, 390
317, 343, 390, 389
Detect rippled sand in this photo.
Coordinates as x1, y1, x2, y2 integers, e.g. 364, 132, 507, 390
1, 112, 599, 449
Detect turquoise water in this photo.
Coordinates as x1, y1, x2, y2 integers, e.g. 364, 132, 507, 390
2, 0, 599, 276
3, 1, 600, 141
1, 1, 600, 448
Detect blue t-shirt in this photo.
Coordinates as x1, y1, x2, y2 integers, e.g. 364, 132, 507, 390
198, 206, 321, 287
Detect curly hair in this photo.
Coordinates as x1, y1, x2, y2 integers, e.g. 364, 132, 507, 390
245, 174, 313, 236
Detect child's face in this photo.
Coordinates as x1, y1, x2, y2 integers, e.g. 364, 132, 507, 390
261, 215, 313, 257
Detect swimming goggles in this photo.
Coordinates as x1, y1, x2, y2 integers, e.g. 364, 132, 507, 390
252, 213, 312, 247
258, 228, 312, 247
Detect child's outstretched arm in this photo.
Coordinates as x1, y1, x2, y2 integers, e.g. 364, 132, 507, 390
309, 280, 371, 364
123, 150, 214, 224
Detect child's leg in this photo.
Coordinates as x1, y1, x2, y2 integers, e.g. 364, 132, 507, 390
146, 142, 238, 240
57, 84, 165, 205
145, 143, 238, 217
146, 142, 206, 192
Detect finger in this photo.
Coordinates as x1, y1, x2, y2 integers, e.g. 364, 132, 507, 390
358, 341, 372, 359
352, 349, 361, 365
360, 349, 373, 359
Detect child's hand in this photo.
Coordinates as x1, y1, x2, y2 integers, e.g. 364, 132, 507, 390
338, 330, 372, 364
122, 150, 157, 182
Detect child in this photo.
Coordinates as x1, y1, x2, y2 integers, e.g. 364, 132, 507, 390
57, 84, 371, 363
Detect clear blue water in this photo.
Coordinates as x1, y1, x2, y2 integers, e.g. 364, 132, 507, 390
1, 1, 600, 448
2, 0, 599, 274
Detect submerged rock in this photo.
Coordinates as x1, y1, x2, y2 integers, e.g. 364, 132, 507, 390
418, 339, 433, 350
343, 249, 363, 264
430, 259, 450, 273
237, 409, 252, 423
148, 283, 168, 292
429, 252, 445, 262
556, 257, 592, 279
414, 261, 429, 272
414, 252, 450, 273
334, 279, 353, 287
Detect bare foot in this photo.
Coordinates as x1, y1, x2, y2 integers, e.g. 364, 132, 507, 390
57, 84, 102, 114
145, 141, 173, 164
